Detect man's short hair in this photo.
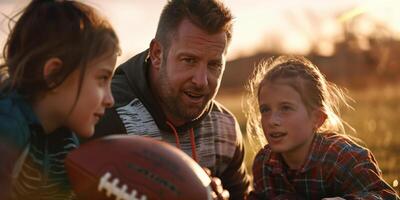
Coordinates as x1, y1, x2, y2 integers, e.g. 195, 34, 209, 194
155, 0, 233, 50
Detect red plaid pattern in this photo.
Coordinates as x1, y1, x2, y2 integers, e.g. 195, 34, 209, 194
248, 133, 400, 200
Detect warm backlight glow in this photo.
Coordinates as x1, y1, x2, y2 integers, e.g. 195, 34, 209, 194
0, 0, 399, 63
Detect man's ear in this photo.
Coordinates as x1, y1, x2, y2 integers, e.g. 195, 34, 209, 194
313, 108, 327, 131
149, 39, 163, 70
43, 57, 63, 87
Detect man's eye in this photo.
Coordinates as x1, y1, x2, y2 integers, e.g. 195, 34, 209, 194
183, 57, 196, 64
208, 63, 223, 72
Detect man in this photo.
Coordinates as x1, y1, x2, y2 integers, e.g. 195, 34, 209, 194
94, 0, 250, 199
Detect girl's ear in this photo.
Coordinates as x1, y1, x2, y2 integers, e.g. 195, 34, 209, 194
43, 58, 63, 87
149, 39, 163, 70
313, 108, 327, 130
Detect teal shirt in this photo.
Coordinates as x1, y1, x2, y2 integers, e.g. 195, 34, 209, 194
0, 92, 36, 150
0, 92, 79, 199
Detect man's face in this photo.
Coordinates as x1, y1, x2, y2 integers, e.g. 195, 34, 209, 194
154, 19, 228, 125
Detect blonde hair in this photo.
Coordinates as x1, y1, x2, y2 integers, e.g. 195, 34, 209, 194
244, 55, 356, 151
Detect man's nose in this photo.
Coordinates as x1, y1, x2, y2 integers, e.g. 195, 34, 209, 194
192, 65, 208, 88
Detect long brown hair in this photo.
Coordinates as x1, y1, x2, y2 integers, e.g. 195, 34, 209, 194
1, 0, 120, 101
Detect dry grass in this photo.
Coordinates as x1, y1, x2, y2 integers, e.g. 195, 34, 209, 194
216, 84, 400, 193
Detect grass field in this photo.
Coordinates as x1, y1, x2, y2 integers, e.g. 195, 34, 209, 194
216, 84, 400, 193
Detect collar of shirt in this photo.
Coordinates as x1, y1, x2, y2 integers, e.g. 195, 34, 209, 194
267, 133, 330, 175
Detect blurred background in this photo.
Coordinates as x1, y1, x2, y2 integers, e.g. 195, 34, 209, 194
1, 0, 399, 192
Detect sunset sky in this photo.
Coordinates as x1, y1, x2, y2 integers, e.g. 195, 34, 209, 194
1, 0, 399, 64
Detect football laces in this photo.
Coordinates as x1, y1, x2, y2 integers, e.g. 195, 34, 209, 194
98, 172, 147, 200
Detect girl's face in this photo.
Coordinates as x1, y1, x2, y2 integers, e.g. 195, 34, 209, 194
258, 80, 320, 160
54, 53, 117, 137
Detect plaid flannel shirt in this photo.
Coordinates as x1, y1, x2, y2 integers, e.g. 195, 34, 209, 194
248, 133, 400, 200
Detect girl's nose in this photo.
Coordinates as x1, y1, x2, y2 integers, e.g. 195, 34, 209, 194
104, 88, 114, 108
269, 112, 281, 127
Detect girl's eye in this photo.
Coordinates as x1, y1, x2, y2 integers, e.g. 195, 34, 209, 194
259, 106, 270, 113
101, 76, 109, 81
98, 75, 110, 85
281, 105, 292, 112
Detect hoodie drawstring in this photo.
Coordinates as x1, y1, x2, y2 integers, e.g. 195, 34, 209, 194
166, 121, 198, 162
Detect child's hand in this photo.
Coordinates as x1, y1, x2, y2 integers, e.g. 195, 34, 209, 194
204, 168, 230, 200
322, 198, 345, 200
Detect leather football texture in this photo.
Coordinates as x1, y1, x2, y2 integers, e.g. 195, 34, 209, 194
65, 135, 212, 200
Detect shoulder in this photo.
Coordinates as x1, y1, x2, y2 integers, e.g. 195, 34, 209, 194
321, 133, 369, 153
211, 100, 234, 115
252, 145, 274, 181
0, 95, 31, 150
207, 100, 242, 140
111, 73, 137, 107
253, 145, 272, 167
209, 101, 240, 128
111, 50, 149, 108
317, 134, 387, 186
201, 101, 244, 165
0, 97, 21, 134
318, 133, 372, 164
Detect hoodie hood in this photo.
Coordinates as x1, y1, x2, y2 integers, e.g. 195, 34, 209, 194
112, 49, 213, 132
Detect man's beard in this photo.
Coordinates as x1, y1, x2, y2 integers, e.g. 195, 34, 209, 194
158, 63, 211, 122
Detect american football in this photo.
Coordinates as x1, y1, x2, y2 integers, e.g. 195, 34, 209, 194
65, 135, 212, 200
